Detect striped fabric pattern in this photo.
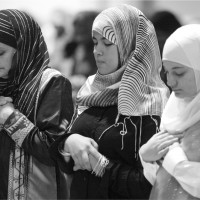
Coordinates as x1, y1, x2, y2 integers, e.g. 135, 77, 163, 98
0, 9, 49, 117
0, 12, 16, 48
0, 9, 49, 199
102, 26, 117, 45
77, 4, 168, 116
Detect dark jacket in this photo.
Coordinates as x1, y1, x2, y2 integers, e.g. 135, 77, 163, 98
0, 69, 74, 200
50, 106, 160, 199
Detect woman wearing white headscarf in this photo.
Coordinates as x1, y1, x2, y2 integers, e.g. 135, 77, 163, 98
50, 4, 168, 199
140, 24, 200, 199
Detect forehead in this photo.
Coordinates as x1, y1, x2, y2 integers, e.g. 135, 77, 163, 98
0, 42, 13, 50
163, 60, 190, 71
92, 30, 107, 40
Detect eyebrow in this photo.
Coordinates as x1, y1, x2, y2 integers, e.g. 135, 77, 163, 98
92, 36, 108, 41
163, 66, 185, 71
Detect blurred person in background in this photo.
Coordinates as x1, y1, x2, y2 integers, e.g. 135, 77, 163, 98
64, 10, 99, 78
0, 9, 73, 199
150, 10, 182, 91
64, 10, 99, 103
140, 24, 200, 200
42, 9, 73, 77
50, 4, 168, 199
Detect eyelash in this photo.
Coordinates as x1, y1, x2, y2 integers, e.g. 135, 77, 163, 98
93, 41, 113, 47
175, 73, 184, 77
104, 43, 112, 46
164, 71, 185, 77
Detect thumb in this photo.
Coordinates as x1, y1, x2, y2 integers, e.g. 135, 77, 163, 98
89, 146, 101, 160
4, 97, 13, 103
73, 164, 82, 171
90, 139, 98, 149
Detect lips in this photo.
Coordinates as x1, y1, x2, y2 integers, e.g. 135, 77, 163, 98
173, 89, 182, 93
96, 60, 104, 64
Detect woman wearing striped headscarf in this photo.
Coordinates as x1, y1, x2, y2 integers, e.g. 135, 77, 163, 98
0, 10, 73, 199
50, 4, 168, 199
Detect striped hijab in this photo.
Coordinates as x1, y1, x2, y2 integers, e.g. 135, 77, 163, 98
76, 4, 168, 116
0, 9, 49, 118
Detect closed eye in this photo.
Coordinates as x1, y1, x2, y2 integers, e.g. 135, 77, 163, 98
174, 72, 185, 77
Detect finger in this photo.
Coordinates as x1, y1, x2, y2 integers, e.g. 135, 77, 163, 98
73, 164, 82, 171
157, 132, 172, 139
156, 130, 167, 135
0, 97, 13, 105
90, 139, 98, 149
0, 99, 7, 105
173, 133, 183, 139
159, 146, 169, 157
73, 151, 90, 170
71, 155, 80, 168
4, 97, 13, 102
81, 152, 92, 171
88, 146, 101, 160
159, 134, 177, 142
159, 138, 178, 150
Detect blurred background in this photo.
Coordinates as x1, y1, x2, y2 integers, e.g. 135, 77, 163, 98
1, 0, 200, 101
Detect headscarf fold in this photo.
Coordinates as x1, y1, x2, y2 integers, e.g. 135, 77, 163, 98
0, 9, 49, 118
76, 4, 168, 116
150, 24, 200, 200
0, 10, 50, 199
161, 24, 200, 133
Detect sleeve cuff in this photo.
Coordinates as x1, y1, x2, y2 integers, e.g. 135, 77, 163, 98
162, 143, 188, 175
139, 150, 159, 185
3, 110, 34, 147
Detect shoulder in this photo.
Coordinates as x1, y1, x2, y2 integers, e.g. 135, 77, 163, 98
42, 68, 71, 82
40, 68, 72, 92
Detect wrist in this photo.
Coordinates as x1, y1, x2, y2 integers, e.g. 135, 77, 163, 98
139, 145, 150, 162
2, 108, 15, 125
3, 109, 16, 126
91, 155, 109, 177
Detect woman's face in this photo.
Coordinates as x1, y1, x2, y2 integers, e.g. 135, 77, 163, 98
92, 30, 120, 75
163, 60, 197, 98
0, 42, 16, 79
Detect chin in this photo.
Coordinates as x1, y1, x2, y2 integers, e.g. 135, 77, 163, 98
174, 92, 184, 98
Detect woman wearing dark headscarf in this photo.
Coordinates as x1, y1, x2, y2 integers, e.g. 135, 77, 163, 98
0, 9, 73, 199
50, 4, 168, 199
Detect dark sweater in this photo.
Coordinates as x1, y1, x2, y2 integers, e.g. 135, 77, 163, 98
50, 106, 160, 199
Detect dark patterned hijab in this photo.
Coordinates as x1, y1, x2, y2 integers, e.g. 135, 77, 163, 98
0, 9, 49, 117
76, 4, 169, 116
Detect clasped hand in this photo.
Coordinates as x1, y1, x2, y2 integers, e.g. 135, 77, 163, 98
64, 134, 102, 172
0, 96, 15, 125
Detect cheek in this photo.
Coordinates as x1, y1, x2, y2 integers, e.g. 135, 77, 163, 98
6, 57, 13, 71
108, 57, 118, 70
110, 50, 119, 68
184, 76, 197, 94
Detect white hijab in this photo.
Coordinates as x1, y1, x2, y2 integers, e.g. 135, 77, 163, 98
161, 24, 200, 133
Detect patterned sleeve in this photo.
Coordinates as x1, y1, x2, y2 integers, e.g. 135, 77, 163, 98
3, 75, 74, 166
3, 110, 34, 147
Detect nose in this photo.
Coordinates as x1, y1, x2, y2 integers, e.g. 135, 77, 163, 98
93, 44, 103, 56
167, 74, 177, 88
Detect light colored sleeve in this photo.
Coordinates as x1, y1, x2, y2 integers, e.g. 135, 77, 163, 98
139, 150, 159, 185
162, 143, 200, 198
